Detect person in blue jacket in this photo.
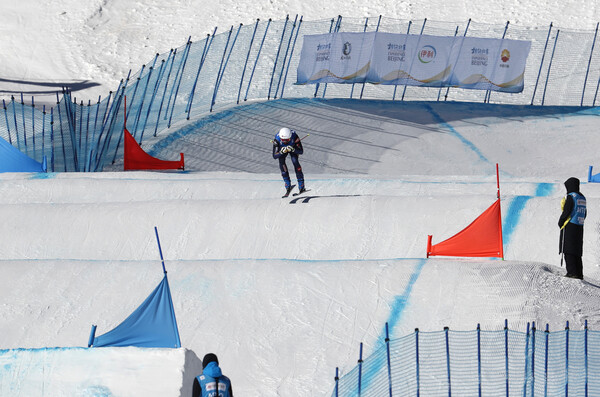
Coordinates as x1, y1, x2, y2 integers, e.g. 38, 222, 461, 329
272, 127, 305, 196
192, 353, 233, 397
559, 177, 587, 279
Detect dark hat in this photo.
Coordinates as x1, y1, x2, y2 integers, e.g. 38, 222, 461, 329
564, 177, 580, 193
202, 353, 219, 368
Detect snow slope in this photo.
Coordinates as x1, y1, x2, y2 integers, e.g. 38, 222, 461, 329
3, 1, 600, 396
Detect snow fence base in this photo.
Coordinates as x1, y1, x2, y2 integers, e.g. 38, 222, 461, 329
0, 346, 203, 397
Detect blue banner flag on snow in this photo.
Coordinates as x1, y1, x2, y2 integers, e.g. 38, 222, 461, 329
0, 136, 46, 172
89, 274, 181, 348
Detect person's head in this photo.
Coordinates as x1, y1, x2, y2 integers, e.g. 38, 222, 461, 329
202, 353, 219, 368
278, 127, 292, 144
565, 177, 580, 193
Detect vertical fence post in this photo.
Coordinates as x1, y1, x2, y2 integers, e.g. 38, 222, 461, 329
335, 367, 339, 397
585, 320, 588, 397
542, 29, 560, 106
385, 322, 393, 397
211, 27, 234, 111
169, 38, 194, 125
401, 18, 427, 101
140, 58, 168, 143
55, 93, 67, 171
187, 33, 213, 116
42, 105, 46, 157
280, 16, 303, 99
322, 16, 342, 99
531, 23, 553, 105
544, 324, 549, 397
445, 19, 471, 101
477, 323, 482, 397
445, 326, 451, 397
20, 93, 27, 154
565, 321, 570, 397
245, 19, 271, 101
531, 322, 537, 397
166, 38, 192, 121
416, 328, 420, 397
438, 25, 459, 102
2, 100, 12, 144
484, 21, 509, 104
360, 15, 381, 99
31, 96, 35, 154
392, 21, 412, 100
84, 100, 90, 171
358, 342, 364, 397
274, 15, 298, 99
351, 17, 369, 99
314, 18, 335, 98
133, 56, 158, 135
211, 25, 243, 113
50, 107, 55, 172
12, 96, 21, 150
154, 49, 177, 136
505, 319, 509, 397
237, 20, 260, 104
269, 16, 289, 100
582, 23, 599, 106
522, 323, 531, 397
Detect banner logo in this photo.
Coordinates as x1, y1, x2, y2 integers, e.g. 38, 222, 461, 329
501, 49, 510, 62
343, 42, 352, 55
418, 45, 436, 63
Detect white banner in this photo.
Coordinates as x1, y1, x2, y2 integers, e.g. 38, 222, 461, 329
296, 32, 376, 84
447, 37, 532, 93
368, 33, 455, 86
297, 32, 531, 92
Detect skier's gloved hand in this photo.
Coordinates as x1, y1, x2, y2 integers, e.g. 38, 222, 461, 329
281, 146, 291, 154
287, 146, 295, 153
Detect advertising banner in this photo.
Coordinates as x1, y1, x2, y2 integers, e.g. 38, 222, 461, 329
296, 32, 376, 84
297, 32, 531, 92
368, 32, 455, 86
447, 37, 532, 93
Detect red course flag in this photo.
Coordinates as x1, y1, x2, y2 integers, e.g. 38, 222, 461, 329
123, 128, 184, 171
427, 198, 504, 259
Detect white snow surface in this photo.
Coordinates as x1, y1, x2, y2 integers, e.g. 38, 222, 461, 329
2, 1, 600, 397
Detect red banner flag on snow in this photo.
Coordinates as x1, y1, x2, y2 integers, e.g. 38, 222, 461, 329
427, 198, 504, 259
123, 128, 184, 171
427, 164, 504, 259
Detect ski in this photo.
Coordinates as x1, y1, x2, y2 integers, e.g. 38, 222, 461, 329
282, 184, 296, 198
292, 188, 309, 197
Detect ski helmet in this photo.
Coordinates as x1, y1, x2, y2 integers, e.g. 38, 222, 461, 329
279, 127, 292, 140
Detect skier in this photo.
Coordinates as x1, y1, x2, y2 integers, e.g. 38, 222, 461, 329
559, 176, 587, 279
272, 127, 306, 197
192, 353, 233, 397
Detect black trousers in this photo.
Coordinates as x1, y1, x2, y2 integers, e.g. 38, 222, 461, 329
564, 253, 583, 278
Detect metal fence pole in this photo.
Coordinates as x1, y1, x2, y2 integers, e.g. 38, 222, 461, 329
280, 16, 303, 99
542, 30, 560, 106
532, 23, 553, 105
401, 19, 427, 101
269, 16, 289, 100
485, 21, 509, 104
360, 15, 381, 99
245, 19, 271, 102
274, 15, 298, 99
581, 22, 599, 106
385, 323, 393, 397
237, 20, 260, 104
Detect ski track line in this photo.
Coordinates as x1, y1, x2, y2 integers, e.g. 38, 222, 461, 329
503, 182, 556, 250
425, 103, 491, 167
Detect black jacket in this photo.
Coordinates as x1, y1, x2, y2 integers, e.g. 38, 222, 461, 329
559, 177, 586, 256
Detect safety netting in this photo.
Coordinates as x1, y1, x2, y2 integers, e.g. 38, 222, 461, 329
1, 17, 600, 172
332, 323, 600, 396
